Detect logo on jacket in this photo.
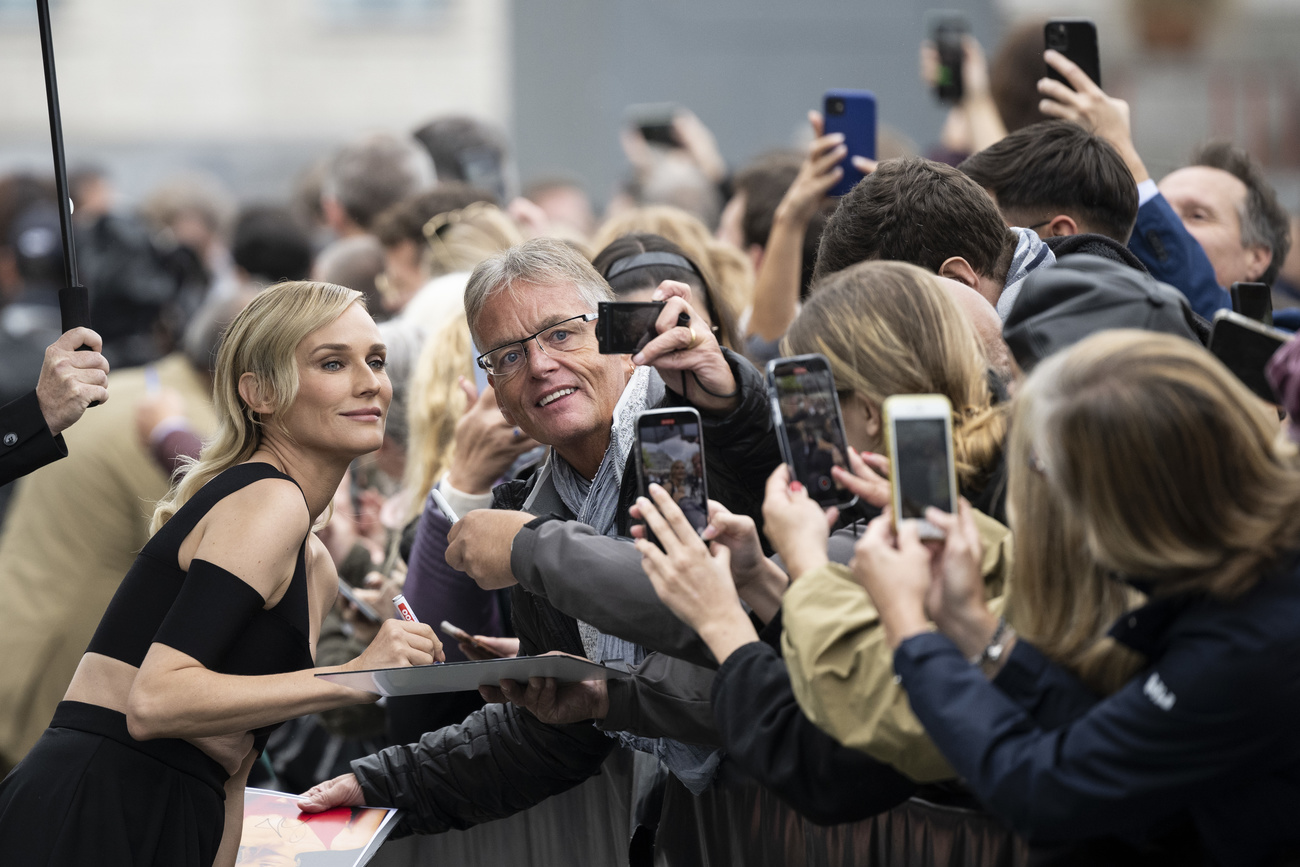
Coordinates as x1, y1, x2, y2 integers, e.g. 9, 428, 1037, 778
1143, 672, 1176, 711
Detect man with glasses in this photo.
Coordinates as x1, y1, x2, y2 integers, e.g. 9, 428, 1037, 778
300, 238, 779, 852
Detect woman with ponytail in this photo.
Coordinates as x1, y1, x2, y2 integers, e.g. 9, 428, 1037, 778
0, 281, 442, 867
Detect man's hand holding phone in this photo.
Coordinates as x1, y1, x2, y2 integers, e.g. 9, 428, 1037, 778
439, 621, 518, 660
630, 281, 739, 414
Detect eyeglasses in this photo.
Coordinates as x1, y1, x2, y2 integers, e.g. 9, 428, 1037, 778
476, 313, 599, 379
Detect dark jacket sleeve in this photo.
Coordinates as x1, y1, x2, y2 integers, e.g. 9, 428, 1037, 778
711, 622, 916, 826
0, 390, 67, 486
352, 700, 615, 836
1129, 193, 1230, 321
511, 516, 717, 668
599, 651, 721, 747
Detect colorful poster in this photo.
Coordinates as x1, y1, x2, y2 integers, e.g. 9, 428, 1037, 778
237, 788, 399, 867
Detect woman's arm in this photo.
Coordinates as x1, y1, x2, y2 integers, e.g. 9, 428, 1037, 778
127, 479, 440, 740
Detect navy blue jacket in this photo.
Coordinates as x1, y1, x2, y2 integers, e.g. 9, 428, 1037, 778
894, 552, 1300, 867
1129, 193, 1231, 321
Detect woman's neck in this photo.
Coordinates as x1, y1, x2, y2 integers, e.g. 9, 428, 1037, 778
248, 440, 351, 521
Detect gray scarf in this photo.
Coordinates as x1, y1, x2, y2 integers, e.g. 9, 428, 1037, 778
545, 366, 722, 795
996, 227, 1057, 321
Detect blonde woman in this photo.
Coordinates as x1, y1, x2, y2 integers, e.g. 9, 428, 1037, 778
0, 282, 441, 867
853, 330, 1300, 863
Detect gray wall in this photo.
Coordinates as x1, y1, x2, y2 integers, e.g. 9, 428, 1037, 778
512, 0, 1000, 207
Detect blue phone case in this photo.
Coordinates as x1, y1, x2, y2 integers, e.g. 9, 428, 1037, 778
823, 89, 877, 197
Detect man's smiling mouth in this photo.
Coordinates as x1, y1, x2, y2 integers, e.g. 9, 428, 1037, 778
538, 388, 576, 407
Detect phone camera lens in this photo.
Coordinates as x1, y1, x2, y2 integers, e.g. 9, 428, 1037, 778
827, 97, 845, 115
1047, 25, 1068, 50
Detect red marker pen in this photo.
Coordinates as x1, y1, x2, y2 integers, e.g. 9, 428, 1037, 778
393, 594, 419, 623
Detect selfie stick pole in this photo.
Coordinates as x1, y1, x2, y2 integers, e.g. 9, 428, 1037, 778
36, 0, 90, 334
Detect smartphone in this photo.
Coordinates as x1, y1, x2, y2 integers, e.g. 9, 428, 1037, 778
883, 394, 958, 541
1230, 281, 1274, 327
1045, 19, 1101, 89
1210, 310, 1292, 403
596, 300, 664, 354
822, 90, 877, 197
337, 579, 383, 624
625, 102, 681, 148
439, 620, 509, 658
766, 354, 857, 509
634, 407, 709, 544
930, 12, 968, 104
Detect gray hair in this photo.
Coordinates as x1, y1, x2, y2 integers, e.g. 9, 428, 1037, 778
464, 238, 613, 344
325, 133, 437, 231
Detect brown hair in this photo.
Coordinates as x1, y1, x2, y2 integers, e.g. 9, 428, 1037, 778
812, 157, 1013, 286
784, 261, 1005, 487
958, 120, 1139, 243
1018, 329, 1300, 598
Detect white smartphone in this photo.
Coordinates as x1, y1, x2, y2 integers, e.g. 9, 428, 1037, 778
883, 394, 958, 540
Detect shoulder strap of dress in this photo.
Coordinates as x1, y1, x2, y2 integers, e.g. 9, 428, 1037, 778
153, 462, 308, 546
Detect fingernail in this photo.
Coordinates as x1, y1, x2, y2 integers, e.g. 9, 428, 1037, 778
830, 132, 845, 143
789, 481, 804, 493
632, 353, 645, 365
652, 289, 664, 301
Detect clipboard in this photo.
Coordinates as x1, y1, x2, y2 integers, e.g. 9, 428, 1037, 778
316, 655, 631, 696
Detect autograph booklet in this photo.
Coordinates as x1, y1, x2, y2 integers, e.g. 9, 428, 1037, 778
236, 788, 399, 867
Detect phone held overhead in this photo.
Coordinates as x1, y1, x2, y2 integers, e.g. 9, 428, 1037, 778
822, 89, 876, 197
883, 394, 958, 541
766, 354, 856, 509
1230, 281, 1274, 327
929, 11, 968, 104
634, 407, 709, 545
1045, 19, 1100, 89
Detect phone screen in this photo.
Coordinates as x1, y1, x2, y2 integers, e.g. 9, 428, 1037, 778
1210, 316, 1290, 402
597, 301, 664, 355
636, 411, 708, 536
893, 417, 956, 519
771, 360, 854, 507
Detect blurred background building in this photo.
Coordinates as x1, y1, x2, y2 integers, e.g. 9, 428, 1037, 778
2, 0, 1300, 210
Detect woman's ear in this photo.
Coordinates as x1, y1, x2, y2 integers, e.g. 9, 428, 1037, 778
238, 372, 275, 417
862, 398, 882, 444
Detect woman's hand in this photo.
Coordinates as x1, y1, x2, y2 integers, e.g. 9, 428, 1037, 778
633, 484, 758, 664
347, 619, 443, 672
632, 281, 739, 414
459, 634, 520, 660
298, 773, 366, 812
774, 118, 848, 227
699, 501, 767, 591
849, 510, 934, 650
446, 377, 539, 495
761, 464, 836, 581
920, 501, 998, 660
830, 447, 892, 510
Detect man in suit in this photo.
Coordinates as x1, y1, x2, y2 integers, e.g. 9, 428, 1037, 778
0, 326, 109, 487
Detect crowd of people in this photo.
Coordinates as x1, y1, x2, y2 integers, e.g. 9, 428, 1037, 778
2, 15, 1300, 867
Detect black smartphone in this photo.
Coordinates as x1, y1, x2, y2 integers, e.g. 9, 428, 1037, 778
597, 300, 664, 354
823, 90, 877, 197
1045, 19, 1101, 89
625, 102, 681, 148
930, 12, 968, 104
1231, 281, 1274, 327
337, 579, 383, 624
634, 407, 709, 544
766, 354, 857, 509
1210, 310, 1292, 403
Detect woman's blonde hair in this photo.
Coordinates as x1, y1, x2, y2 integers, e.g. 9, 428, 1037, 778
784, 261, 1005, 488
1002, 406, 1146, 695
423, 202, 525, 280
402, 310, 475, 521
1017, 329, 1300, 599
151, 281, 363, 532
592, 205, 753, 344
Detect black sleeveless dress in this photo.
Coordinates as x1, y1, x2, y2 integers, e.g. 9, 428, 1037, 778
0, 463, 315, 866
